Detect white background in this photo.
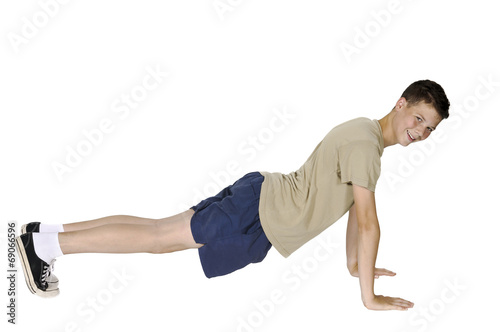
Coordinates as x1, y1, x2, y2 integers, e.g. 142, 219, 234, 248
1, 1, 499, 331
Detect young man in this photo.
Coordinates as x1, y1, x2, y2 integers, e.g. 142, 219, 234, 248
16, 80, 449, 311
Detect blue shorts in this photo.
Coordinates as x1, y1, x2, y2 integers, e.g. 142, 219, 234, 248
190, 172, 272, 278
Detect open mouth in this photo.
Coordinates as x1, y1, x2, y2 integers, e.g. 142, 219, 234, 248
407, 130, 415, 142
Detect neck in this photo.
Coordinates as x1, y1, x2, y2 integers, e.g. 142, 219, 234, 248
378, 111, 397, 148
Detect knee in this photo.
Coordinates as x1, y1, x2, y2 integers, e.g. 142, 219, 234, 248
149, 219, 187, 254
148, 220, 169, 254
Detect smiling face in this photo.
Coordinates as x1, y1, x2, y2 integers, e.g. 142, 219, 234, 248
392, 97, 443, 146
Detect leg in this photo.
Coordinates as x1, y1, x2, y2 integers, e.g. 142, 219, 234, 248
16, 210, 202, 297
59, 209, 203, 255
62, 215, 158, 232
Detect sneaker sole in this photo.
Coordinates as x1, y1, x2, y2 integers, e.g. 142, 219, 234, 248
15, 237, 59, 298
20, 224, 28, 235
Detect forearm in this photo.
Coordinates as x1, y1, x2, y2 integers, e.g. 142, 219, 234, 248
357, 223, 380, 305
346, 206, 358, 274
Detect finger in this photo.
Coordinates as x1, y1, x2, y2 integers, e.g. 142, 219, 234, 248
391, 298, 414, 308
375, 269, 396, 277
389, 304, 409, 311
380, 268, 396, 275
386, 301, 409, 311
374, 273, 393, 277
387, 304, 408, 311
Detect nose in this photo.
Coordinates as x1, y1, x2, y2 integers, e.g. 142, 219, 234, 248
416, 124, 430, 140
414, 127, 423, 140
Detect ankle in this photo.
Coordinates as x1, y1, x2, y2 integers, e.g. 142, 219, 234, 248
32, 233, 63, 263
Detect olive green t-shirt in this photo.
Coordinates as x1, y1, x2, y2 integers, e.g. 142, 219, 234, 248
259, 117, 384, 258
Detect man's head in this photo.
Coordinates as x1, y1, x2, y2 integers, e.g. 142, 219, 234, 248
401, 80, 450, 120
389, 80, 450, 147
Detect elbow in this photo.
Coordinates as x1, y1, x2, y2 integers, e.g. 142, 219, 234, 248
347, 261, 358, 276
347, 257, 357, 270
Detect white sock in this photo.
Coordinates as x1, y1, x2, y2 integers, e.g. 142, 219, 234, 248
32, 233, 64, 263
39, 223, 65, 233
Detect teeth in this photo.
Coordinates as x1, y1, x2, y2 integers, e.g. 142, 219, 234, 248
408, 131, 415, 140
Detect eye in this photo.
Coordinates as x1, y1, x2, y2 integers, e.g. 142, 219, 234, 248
416, 116, 423, 122
427, 127, 433, 133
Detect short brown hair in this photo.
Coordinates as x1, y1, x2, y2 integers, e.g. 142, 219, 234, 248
401, 80, 450, 119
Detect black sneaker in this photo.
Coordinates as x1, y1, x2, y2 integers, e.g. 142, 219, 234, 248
21, 222, 41, 234
15, 233, 59, 297
20, 222, 59, 289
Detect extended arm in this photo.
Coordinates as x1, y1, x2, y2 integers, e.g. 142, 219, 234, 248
351, 184, 414, 311
353, 184, 379, 305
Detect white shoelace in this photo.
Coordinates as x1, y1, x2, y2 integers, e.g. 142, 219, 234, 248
41, 259, 56, 285
48, 259, 56, 276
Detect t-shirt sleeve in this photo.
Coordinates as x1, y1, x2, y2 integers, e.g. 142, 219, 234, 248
338, 141, 381, 192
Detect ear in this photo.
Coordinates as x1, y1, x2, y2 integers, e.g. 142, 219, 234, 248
394, 97, 407, 111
